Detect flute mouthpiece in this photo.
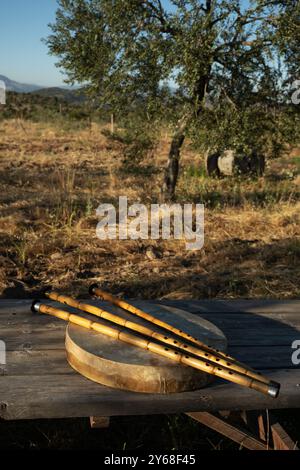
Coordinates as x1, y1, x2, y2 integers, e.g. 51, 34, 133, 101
89, 283, 99, 295
268, 381, 280, 398
31, 300, 42, 313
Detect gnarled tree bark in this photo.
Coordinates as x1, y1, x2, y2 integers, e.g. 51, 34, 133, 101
162, 75, 210, 201
162, 115, 189, 201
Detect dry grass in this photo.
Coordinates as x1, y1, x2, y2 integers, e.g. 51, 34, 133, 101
0, 118, 299, 451
0, 119, 299, 299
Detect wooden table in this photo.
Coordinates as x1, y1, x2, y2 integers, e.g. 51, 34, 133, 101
0, 299, 299, 450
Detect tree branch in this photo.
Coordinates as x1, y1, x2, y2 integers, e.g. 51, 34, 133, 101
142, 0, 177, 35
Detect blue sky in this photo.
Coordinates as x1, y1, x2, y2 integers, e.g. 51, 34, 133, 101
0, 0, 66, 86
0, 0, 248, 87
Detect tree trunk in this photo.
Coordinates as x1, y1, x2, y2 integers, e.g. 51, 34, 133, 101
162, 122, 187, 201
162, 76, 209, 201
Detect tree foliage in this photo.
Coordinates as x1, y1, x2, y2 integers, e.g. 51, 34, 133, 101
46, 0, 300, 198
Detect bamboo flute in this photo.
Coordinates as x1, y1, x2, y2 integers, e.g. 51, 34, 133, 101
44, 290, 279, 394
88, 284, 274, 385
32, 300, 279, 397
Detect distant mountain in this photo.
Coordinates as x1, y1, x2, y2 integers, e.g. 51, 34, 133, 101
0, 75, 42, 93
0, 75, 86, 104
32, 87, 86, 104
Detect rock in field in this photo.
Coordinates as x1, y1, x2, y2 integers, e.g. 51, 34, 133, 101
206, 149, 265, 177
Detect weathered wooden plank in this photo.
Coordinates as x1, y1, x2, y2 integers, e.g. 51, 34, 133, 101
0, 312, 66, 324
2, 325, 298, 351
0, 312, 300, 330
1, 309, 298, 352
1, 299, 299, 339
186, 412, 268, 450
271, 421, 299, 450
2, 328, 66, 351
1, 350, 72, 376
0, 300, 32, 315
1, 300, 299, 338
214, 300, 300, 315
3, 311, 300, 331
1, 299, 299, 316
155, 300, 300, 315
0, 346, 296, 378
192, 313, 300, 329
242, 410, 299, 451
216, 329, 300, 347
229, 346, 296, 370
0, 369, 299, 420
240, 410, 268, 443
0, 299, 298, 422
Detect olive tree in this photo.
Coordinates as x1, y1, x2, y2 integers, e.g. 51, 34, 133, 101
46, 0, 299, 199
